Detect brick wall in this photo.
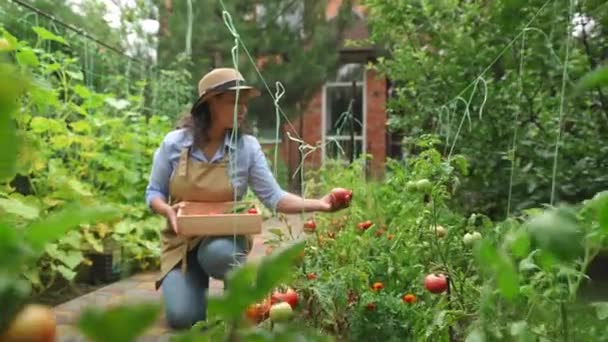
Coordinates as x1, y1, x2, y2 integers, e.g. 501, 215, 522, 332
365, 68, 387, 178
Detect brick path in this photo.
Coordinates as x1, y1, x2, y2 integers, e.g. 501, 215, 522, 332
53, 214, 304, 341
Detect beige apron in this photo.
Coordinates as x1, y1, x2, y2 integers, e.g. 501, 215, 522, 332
155, 146, 253, 290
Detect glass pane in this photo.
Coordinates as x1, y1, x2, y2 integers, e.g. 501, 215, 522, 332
330, 63, 364, 82
325, 137, 363, 160
325, 84, 363, 136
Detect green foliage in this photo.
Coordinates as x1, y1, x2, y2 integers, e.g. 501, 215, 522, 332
0, 23, 177, 294
208, 242, 304, 319
364, 0, 608, 218
0, 57, 121, 332
77, 303, 162, 342
295, 136, 608, 341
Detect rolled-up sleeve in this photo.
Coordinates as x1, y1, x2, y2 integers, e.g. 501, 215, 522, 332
247, 138, 287, 210
145, 138, 173, 208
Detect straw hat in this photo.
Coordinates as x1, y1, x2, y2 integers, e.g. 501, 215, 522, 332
190, 68, 261, 113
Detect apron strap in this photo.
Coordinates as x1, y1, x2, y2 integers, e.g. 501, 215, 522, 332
177, 147, 190, 177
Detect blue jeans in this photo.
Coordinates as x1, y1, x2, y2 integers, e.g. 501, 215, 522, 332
161, 236, 247, 330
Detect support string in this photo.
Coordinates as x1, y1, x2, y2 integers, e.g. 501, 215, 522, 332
550, 0, 575, 206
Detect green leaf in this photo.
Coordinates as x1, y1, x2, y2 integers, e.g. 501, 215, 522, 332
510, 321, 527, 336
268, 228, 284, 237
24, 204, 119, 252
71, 120, 92, 133
255, 241, 305, 294
66, 70, 84, 81
476, 239, 498, 268
591, 302, 608, 320
0, 197, 40, 219
54, 264, 77, 281
32, 27, 68, 45
114, 221, 135, 234
67, 179, 93, 197
83, 230, 104, 253
207, 263, 258, 319
0, 62, 25, 181
525, 207, 584, 262
77, 303, 161, 342
60, 231, 82, 249
475, 239, 519, 300
73, 84, 92, 99
105, 97, 130, 110
30, 116, 63, 133
519, 252, 540, 272
574, 65, 608, 95
507, 228, 531, 258
585, 191, 608, 233
496, 258, 519, 300
16, 48, 39, 66
465, 328, 486, 342
22, 268, 42, 287
59, 250, 84, 269
0, 221, 24, 267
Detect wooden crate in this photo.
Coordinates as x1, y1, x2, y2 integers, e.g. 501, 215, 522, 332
176, 201, 262, 237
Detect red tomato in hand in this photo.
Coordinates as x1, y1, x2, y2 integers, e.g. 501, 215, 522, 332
330, 188, 353, 207
424, 273, 448, 294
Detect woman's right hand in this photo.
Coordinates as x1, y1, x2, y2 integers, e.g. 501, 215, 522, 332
164, 202, 184, 234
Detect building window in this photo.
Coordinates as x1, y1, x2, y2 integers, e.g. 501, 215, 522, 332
324, 63, 365, 161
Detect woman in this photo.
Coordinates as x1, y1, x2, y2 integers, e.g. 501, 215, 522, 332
145, 68, 351, 329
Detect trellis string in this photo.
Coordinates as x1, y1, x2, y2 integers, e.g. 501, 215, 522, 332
506, 27, 528, 217
550, 0, 575, 206
220, 9, 243, 251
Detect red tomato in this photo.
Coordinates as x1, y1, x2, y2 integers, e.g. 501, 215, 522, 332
303, 219, 316, 233
371, 282, 384, 291
245, 299, 270, 323
2, 304, 57, 342
270, 288, 299, 309
348, 289, 358, 304
357, 220, 373, 231
402, 294, 416, 304
330, 188, 353, 207
248, 208, 258, 214
424, 273, 448, 294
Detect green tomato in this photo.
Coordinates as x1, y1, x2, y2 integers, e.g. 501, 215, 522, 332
431, 225, 447, 238
406, 181, 418, 192
463, 232, 482, 246
269, 302, 293, 322
0, 38, 11, 51
416, 179, 432, 192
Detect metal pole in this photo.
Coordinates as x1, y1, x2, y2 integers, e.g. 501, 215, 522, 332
298, 107, 304, 195
350, 80, 356, 163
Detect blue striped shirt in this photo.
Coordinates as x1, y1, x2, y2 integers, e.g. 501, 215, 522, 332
145, 128, 287, 210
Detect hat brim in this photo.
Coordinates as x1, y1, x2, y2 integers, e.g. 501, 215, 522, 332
190, 86, 261, 114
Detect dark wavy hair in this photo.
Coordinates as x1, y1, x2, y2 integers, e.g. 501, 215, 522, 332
177, 94, 246, 148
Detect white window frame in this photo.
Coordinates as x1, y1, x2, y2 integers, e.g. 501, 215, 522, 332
321, 72, 367, 162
